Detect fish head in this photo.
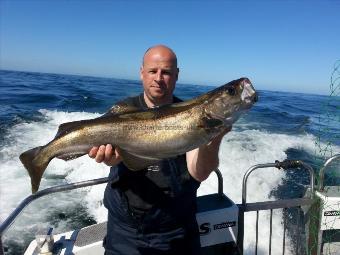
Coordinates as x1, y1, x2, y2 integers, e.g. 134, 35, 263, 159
204, 77, 257, 126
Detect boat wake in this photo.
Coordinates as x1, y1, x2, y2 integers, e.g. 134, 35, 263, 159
0, 109, 338, 255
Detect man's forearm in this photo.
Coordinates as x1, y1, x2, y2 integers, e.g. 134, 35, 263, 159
187, 133, 225, 182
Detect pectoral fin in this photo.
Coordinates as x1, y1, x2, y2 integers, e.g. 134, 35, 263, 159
198, 116, 224, 130
117, 148, 161, 171
204, 118, 224, 128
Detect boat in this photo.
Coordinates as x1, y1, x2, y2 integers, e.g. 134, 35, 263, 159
0, 154, 339, 255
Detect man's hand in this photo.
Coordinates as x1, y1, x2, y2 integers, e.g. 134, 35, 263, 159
88, 144, 122, 166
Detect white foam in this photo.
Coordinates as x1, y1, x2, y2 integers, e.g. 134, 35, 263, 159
1, 110, 338, 254
0, 110, 109, 245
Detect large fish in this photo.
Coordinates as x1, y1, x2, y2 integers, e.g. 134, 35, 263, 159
20, 78, 257, 193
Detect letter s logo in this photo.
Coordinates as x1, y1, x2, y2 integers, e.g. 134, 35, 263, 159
199, 222, 211, 235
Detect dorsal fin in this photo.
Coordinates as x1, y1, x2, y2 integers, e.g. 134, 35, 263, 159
54, 120, 84, 139
115, 99, 200, 121
168, 98, 198, 108
103, 104, 140, 116
117, 111, 158, 120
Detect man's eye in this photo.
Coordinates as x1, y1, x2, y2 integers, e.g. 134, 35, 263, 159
149, 70, 156, 74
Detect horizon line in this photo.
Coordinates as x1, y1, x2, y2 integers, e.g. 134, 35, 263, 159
0, 68, 331, 97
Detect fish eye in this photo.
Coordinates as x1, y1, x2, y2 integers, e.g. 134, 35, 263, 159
227, 87, 236, 96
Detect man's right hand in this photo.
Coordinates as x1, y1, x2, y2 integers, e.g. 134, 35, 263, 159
88, 144, 122, 166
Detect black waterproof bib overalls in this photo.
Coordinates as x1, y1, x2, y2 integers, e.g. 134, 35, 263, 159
103, 94, 201, 255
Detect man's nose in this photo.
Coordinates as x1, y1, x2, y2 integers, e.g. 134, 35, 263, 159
155, 71, 163, 82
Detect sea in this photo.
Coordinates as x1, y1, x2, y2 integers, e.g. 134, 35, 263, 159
0, 69, 339, 255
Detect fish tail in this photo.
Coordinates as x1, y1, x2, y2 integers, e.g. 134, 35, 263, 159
19, 146, 51, 193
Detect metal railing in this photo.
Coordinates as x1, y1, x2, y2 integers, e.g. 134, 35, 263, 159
237, 160, 316, 255
313, 153, 340, 255
0, 177, 110, 255
0, 177, 110, 236
318, 154, 340, 191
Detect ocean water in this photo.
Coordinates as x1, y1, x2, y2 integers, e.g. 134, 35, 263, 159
0, 70, 339, 254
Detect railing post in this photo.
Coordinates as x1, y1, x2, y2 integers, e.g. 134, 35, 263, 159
214, 168, 223, 197
237, 204, 244, 255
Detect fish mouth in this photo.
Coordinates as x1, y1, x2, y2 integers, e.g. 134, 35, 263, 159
241, 79, 257, 104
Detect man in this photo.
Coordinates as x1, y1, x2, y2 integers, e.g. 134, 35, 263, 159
89, 45, 230, 254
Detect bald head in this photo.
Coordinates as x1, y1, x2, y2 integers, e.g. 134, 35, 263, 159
140, 45, 179, 107
142, 45, 178, 67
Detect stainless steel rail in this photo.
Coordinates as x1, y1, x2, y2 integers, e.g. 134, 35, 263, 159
236, 200, 314, 255
318, 154, 340, 191
242, 160, 315, 205
242, 197, 313, 212
214, 168, 223, 196
237, 160, 316, 255
0, 177, 109, 236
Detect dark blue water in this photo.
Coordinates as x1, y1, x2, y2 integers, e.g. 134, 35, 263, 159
1, 70, 338, 139
0, 70, 339, 254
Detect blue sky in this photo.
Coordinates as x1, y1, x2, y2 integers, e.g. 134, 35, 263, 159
1, 1, 339, 95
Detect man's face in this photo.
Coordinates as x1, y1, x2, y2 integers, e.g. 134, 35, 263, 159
140, 48, 179, 105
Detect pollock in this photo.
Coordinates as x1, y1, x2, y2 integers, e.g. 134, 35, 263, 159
20, 78, 257, 193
